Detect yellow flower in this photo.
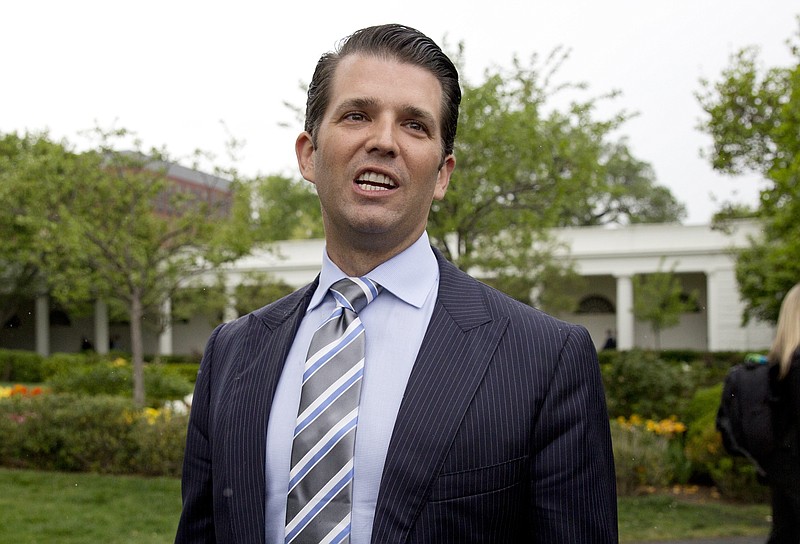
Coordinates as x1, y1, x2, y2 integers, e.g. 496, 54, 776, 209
144, 407, 161, 425
0, 386, 11, 399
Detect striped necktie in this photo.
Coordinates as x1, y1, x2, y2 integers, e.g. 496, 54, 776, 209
285, 277, 381, 544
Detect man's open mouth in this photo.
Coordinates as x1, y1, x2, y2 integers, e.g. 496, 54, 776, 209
355, 171, 397, 191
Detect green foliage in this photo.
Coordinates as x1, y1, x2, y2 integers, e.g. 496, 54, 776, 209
49, 362, 193, 407
0, 394, 134, 472
235, 274, 296, 315
0, 394, 187, 476
683, 383, 723, 428
129, 410, 188, 476
611, 419, 684, 495
171, 280, 228, 325
429, 49, 685, 280
697, 23, 800, 324
601, 350, 706, 419
244, 174, 323, 241
632, 262, 698, 349
0, 349, 44, 382
0, 127, 256, 406
0, 132, 85, 327
40, 351, 104, 380
683, 384, 770, 502
161, 362, 200, 384
475, 230, 585, 310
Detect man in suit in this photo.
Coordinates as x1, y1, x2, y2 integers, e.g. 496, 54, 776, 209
176, 23, 618, 543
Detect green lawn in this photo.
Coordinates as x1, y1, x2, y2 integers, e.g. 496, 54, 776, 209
618, 492, 770, 542
0, 468, 182, 544
0, 468, 772, 543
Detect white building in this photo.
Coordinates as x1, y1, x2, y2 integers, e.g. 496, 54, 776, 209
1, 220, 774, 357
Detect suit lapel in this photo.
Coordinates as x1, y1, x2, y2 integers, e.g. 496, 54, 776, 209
219, 280, 317, 542
371, 253, 509, 543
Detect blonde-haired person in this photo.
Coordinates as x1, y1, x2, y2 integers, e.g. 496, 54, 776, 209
765, 282, 800, 544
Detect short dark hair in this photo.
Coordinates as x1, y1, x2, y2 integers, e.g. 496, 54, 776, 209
304, 24, 461, 157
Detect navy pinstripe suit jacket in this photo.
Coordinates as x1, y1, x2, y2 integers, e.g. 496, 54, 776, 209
176, 250, 618, 543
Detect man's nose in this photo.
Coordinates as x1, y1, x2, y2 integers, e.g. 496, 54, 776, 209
365, 118, 399, 156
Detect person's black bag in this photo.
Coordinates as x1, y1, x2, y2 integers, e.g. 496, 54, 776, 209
716, 354, 777, 478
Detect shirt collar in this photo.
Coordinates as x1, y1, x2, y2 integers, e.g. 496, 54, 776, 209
309, 232, 439, 312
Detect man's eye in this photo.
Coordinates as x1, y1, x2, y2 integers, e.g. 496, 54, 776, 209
344, 112, 367, 122
406, 121, 426, 132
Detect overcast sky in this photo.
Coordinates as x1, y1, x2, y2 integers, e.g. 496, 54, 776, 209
3, 0, 798, 224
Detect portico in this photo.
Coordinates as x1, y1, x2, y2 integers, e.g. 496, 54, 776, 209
1, 221, 775, 356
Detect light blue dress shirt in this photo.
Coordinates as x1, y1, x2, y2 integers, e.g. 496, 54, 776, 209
264, 232, 440, 543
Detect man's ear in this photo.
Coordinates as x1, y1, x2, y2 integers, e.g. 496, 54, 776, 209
295, 131, 316, 183
433, 154, 456, 200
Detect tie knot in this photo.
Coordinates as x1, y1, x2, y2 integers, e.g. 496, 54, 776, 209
330, 277, 381, 314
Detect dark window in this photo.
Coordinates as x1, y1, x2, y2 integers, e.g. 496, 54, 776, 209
577, 295, 615, 314
49, 309, 72, 326
3, 315, 21, 329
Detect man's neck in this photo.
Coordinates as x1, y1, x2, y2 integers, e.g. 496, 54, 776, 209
325, 233, 425, 277
326, 245, 404, 277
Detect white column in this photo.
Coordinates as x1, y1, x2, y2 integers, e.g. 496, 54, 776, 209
615, 274, 634, 350
158, 297, 173, 356
706, 270, 720, 351
35, 295, 50, 356
94, 300, 109, 355
223, 283, 238, 323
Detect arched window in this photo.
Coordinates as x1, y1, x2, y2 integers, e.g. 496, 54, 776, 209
577, 295, 615, 314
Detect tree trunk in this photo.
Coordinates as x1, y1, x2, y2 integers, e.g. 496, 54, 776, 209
130, 291, 146, 407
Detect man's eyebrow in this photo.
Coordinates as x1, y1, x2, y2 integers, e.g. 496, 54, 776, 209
401, 105, 438, 128
332, 97, 379, 114
332, 97, 438, 128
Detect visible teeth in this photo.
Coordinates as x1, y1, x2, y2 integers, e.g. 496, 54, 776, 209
358, 183, 390, 191
356, 171, 396, 190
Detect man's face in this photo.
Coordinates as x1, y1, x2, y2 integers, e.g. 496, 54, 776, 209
296, 53, 455, 264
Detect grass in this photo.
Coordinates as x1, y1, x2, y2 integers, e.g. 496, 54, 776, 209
0, 468, 181, 544
618, 492, 770, 542
0, 468, 772, 543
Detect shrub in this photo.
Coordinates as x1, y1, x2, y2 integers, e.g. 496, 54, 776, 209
682, 384, 769, 502
611, 416, 688, 495
0, 394, 136, 472
0, 393, 187, 476
601, 350, 707, 419
146, 354, 201, 365
683, 383, 722, 428
162, 362, 200, 384
49, 360, 193, 406
40, 352, 102, 381
0, 349, 45, 382
130, 408, 188, 476
144, 367, 194, 403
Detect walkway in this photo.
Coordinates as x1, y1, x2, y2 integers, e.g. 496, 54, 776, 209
633, 537, 766, 544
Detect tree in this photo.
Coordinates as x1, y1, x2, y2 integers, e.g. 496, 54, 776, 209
632, 261, 697, 350
12, 127, 252, 406
234, 273, 296, 315
0, 132, 91, 333
244, 175, 323, 242
697, 22, 800, 323
428, 49, 685, 307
